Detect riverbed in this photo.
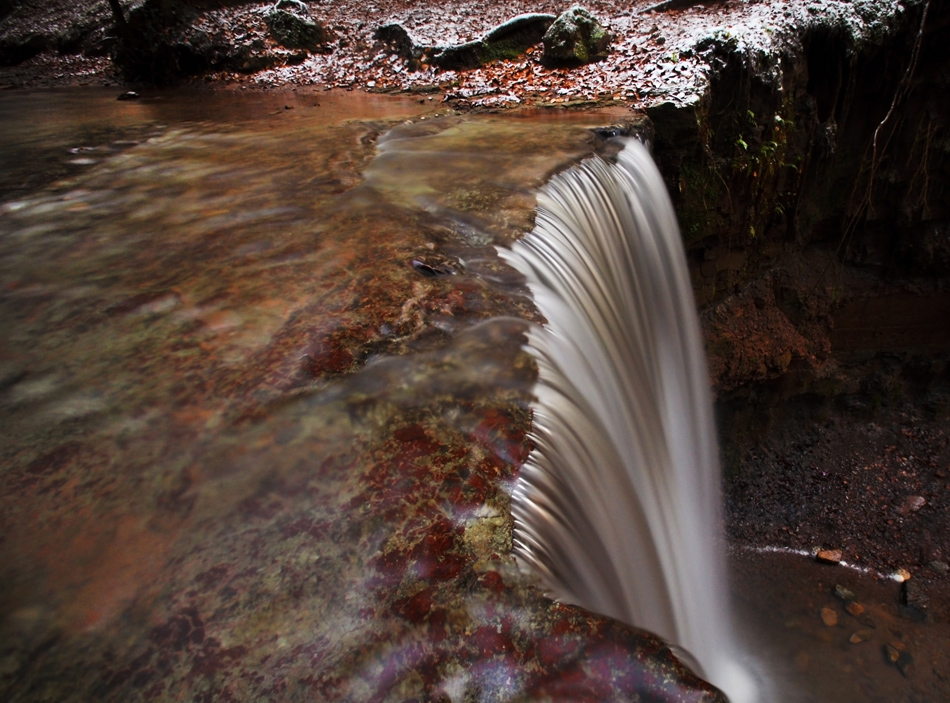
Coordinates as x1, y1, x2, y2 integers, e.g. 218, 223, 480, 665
0, 88, 947, 703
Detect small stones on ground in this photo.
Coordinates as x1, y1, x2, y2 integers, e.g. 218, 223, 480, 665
898, 495, 926, 515
411, 258, 457, 277
884, 641, 905, 661
794, 651, 810, 669
816, 548, 843, 564
820, 607, 838, 626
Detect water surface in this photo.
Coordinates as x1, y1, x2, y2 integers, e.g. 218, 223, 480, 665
4, 88, 709, 703
2, 87, 944, 703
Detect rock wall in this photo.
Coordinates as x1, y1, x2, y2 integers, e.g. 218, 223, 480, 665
644, 0, 950, 408
652, 0, 948, 279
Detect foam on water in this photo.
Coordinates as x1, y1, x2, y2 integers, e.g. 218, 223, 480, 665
499, 139, 758, 703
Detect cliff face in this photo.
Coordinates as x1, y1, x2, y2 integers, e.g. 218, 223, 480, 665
652, 0, 948, 278
639, 1, 950, 407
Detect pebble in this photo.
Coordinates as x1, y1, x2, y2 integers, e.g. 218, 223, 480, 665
845, 601, 865, 617
834, 584, 855, 602
820, 607, 838, 626
816, 548, 843, 564
884, 642, 914, 677
849, 629, 873, 644
899, 495, 926, 515
794, 651, 810, 669
929, 560, 949, 575
893, 568, 912, 582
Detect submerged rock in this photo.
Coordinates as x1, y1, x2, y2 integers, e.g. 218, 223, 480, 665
820, 607, 838, 626
884, 642, 915, 676
900, 579, 929, 620
542, 6, 611, 66
930, 560, 949, 575
833, 584, 856, 602
849, 629, 873, 644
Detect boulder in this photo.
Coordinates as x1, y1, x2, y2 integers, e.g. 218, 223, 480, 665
110, 0, 282, 83
274, 0, 309, 14
542, 6, 611, 66
376, 14, 555, 70
265, 9, 332, 53
374, 22, 419, 60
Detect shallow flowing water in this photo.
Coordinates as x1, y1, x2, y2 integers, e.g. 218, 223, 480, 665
0, 88, 946, 703
500, 141, 756, 703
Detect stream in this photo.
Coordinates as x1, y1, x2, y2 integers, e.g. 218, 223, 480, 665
0, 88, 946, 703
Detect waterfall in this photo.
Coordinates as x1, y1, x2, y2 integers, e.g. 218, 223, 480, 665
499, 140, 757, 703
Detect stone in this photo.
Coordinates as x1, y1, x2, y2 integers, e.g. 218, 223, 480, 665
849, 629, 873, 644
816, 548, 843, 564
929, 560, 949, 575
542, 6, 611, 66
265, 9, 332, 53
820, 607, 838, 626
900, 579, 929, 620
899, 494, 926, 515
884, 643, 914, 677
845, 601, 865, 617
833, 584, 856, 602
274, 0, 309, 14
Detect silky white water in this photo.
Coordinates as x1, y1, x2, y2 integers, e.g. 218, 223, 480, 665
500, 140, 757, 703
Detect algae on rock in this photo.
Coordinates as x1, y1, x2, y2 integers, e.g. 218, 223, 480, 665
542, 5, 611, 66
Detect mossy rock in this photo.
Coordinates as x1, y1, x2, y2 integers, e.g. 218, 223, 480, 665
429, 13, 555, 70
265, 9, 331, 53
273, 0, 309, 14
542, 6, 611, 66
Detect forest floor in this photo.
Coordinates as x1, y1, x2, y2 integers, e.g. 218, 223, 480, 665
0, 0, 895, 111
